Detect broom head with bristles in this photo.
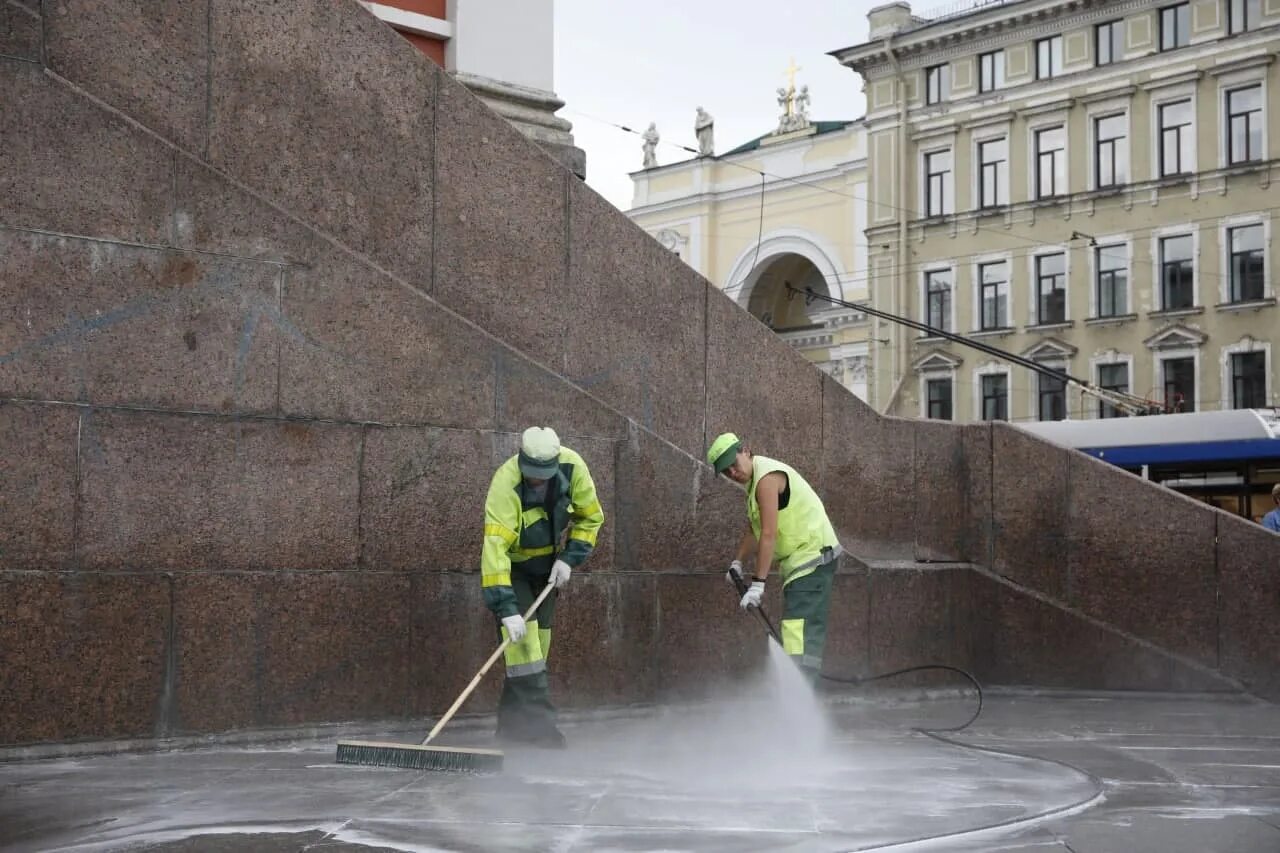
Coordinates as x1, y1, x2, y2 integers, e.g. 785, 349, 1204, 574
335, 739, 504, 773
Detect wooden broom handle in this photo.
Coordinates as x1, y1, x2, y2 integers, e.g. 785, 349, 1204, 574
422, 581, 558, 745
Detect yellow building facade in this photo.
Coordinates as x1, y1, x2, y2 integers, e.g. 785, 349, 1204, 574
627, 97, 874, 401
835, 0, 1280, 423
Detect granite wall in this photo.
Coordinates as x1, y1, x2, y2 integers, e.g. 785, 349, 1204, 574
2, 0, 1276, 747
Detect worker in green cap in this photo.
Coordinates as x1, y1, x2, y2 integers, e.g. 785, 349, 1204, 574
706, 432, 841, 684
481, 426, 604, 747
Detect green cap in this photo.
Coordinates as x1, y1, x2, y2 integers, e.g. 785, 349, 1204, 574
706, 432, 742, 474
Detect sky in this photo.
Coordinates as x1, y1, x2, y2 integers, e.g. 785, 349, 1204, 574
553, 0, 886, 211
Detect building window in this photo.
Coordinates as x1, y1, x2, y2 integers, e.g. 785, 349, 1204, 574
927, 378, 954, 420
1096, 20, 1123, 66
925, 269, 952, 333
1098, 363, 1129, 418
926, 64, 950, 105
1096, 244, 1128, 317
979, 260, 1009, 330
925, 149, 951, 217
981, 374, 1009, 421
1159, 235, 1194, 310
1231, 351, 1266, 408
978, 138, 1008, 208
1160, 3, 1190, 50
1158, 100, 1193, 176
1227, 86, 1263, 165
1162, 357, 1195, 412
1035, 126, 1066, 199
1094, 114, 1127, 188
1228, 224, 1265, 303
979, 51, 1005, 93
1036, 36, 1063, 79
1229, 0, 1261, 34
1038, 370, 1068, 421
1036, 253, 1067, 324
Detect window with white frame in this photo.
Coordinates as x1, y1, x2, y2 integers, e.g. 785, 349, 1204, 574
978, 137, 1008, 208
1094, 114, 1127, 188
1228, 223, 1265, 303
1226, 85, 1263, 165
1037, 368, 1068, 421
925, 269, 952, 332
1229, 0, 1261, 34
1159, 234, 1195, 310
1096, 20, 1123, 66
1230, 351, 1267, 408
1158, 100, 1193, 176
1160, 3, 1190, 50
924, 149, 952, 217
926, 64, 950, 105
1036, 36, 1063, 79
979, 50, 1005, 92
1161, 355, 1196, 412
979, 260, 1009, 330
1097, 362, 1130, 418
1096, 244, 1128, 317
926, 376, 954, 420
1035, 126, 1066, 198
1035, 253, 1067, 324
980, 373, 1009, 421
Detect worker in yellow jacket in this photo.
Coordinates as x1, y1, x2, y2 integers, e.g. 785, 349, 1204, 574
481, 426, 604, 747
706, 432, 842, 684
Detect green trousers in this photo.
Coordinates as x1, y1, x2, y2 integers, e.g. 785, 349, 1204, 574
495, 559, 559, 735
781, 557, 837, 683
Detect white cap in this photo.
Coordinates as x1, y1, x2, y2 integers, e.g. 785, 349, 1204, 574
519, 427, 561, 479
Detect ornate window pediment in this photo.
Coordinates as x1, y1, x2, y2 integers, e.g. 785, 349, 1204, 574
1143, 323, 1207, 350
913, 350, 963, 373
1020, 337, 1078, 360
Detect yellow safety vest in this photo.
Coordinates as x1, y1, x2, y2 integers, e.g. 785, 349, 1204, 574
747, 455, 841, 586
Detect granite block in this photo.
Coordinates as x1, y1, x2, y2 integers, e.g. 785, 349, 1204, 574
409, 572, 502, 716
359, 427, 492, 571
822, 376, 916, 559
913, 420, 967, 562
494, 347, 628, 442
961, 423, 993, 566
867, 566, 970, 687
0, 61, 170, 243
174, 572, 412, 731
77, 411, 360, 571
707, 288, 823, 482
0, 402, 77, 570
990, 423, 1069, 598
170, 156, 316, 264
208, 0, 434, 286
566, 183, 707, 457
817, 564, 870, 681
1067, 452, 1217, 666
1216, 512, 1280, 701
654, 574, 772, 700
277, 243, 495, 428
44, 0, 209, 154
0, 1, 40, 62
0, 572, 169, 744
548, 572, 658, 708
969, 570, 1228, 692
0, 231, 280, 414
434, 78, 569, 367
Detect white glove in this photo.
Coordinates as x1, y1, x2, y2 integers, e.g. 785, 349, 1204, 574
550, 559, 572, 588
725, 559, 744, 586
739, 580, 764, 611
501, 614, 527, 644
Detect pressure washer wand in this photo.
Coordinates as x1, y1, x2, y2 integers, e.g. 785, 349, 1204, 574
728, 567, 783, 646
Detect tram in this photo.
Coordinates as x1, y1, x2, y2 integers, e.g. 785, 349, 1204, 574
1015, 408, 1280, 523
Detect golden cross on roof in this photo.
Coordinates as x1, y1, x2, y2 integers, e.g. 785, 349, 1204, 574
784, 57, 802, 92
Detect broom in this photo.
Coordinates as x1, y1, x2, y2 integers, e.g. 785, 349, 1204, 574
335, 581, 556, 773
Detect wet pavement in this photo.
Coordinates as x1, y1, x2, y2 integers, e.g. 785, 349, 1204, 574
2, 687, 1279, 852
